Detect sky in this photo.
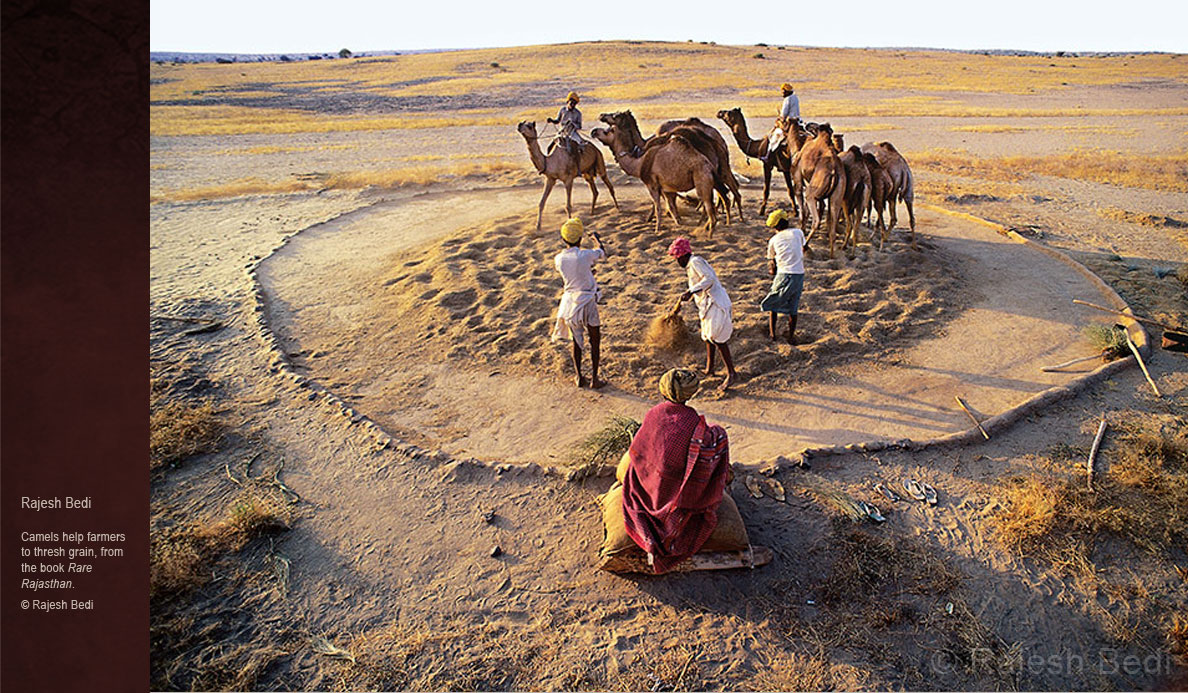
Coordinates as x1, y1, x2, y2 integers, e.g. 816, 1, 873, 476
150, 0, 1188, 54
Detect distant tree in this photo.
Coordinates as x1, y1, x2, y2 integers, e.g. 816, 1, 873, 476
339, 48, 352, 59
279, 55, 292, 62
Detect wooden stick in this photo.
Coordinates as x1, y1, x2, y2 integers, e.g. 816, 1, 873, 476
1072, 299, 1182, 333
1124, 330, 1161, 397
1041, 353, 1103, 372
955, 396, 990, 440
1087, 417, 1107, 491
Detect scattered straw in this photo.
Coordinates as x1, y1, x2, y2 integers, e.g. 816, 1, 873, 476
571, 415, 640, 471
311, 635, 357, 664
645, 311, 690, 352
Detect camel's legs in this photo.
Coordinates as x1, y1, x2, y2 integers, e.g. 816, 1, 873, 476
649, 185, 664, 233
781, 165, 796, 218
583, 174, 598, 215
905, 197, 917, 249
600, 173, 619, 211
697, 179, 717, 238
537, 177, 557, 231
759, 160, 773, 216
664, 192, 683, 227
564, 180, 574, 219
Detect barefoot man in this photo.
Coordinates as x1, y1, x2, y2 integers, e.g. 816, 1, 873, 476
668, 237, 738, 389
551, 217, 606, 388
761, 209, 808, 344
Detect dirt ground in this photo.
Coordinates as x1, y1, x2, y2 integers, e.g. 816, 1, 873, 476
150, 44, 1188, 691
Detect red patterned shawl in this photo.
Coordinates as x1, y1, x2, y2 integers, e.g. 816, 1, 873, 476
621, 401, 730, 573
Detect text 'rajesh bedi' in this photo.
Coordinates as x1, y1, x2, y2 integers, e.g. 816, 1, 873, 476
21, 497, 92, 511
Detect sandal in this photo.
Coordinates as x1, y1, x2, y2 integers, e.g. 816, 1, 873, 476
922, 483, 938, 506
875, 483, 901, 502
902, 478, 927, 502
860, 501, 886, 523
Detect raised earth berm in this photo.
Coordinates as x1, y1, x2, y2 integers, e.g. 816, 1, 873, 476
254, 185, 1143, 468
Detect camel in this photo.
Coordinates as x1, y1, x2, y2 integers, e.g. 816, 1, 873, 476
834, 135, 872, 251
598, 111, 743, 224
861, 151, 893, 247
794, 123, 847, 258
590, 124, 718, 237
516, 121, 619, 231
717, 107, 797, 217
860, 141, 916, 247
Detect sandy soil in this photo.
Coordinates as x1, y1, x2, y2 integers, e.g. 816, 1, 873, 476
150, 47, 1188, 691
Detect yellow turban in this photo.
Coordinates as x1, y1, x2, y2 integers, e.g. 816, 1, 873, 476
781, 82, 794, 92
659, 368, 701, 404
566, 91, 580, 103
766, 209, 788, 227
560, 217, 583, 243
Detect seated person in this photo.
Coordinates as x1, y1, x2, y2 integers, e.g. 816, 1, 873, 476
617, 369, 734, 573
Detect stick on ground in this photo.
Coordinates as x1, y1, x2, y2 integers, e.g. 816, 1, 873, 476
1087, 416, 1106, 491
1041, 353, 1103, 372
1123, 330, 1161, 397
955, 396, 990, 439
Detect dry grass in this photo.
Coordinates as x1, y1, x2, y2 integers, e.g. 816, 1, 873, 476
152, 45, 1188, 139
990, 417, 1188, 559
950, 124, 1029, 133
150, 161, 524, 203
150, 398, 223, 468
150, 488, 292, 599
817, 523, 963, 606
570, 415, 640, 472
1096, 206, 1188, 229
1083, 323, 1130, 360
911, 148, 1188, 193
151, 105, 513, 137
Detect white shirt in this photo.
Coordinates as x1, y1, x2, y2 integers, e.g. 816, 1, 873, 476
767, 227, 806, 275
779, 93, 800, 120
686, 255, 731, 315
686, 255, 733, 343
554, 246, 604, 293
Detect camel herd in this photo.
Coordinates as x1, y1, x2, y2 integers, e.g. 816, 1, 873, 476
517, 108, 917, 258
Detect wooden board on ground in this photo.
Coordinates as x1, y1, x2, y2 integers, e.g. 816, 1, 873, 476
599, 545, 773, 574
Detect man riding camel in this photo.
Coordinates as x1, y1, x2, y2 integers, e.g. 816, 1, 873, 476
547, 91, 586, 159
765, 83, 802, 161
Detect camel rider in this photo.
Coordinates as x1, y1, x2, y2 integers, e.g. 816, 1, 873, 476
547, 91, 585, 159
765, 83, 801, 161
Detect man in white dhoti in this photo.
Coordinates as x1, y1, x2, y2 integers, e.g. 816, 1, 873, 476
551, 217, 607, 388
668, 237, 738, 389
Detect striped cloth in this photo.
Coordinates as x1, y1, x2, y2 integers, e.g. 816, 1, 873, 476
621, 401, 731, 573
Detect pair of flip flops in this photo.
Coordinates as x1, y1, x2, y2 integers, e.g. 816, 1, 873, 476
743, 474, 786, 502
902, 478, 938, 505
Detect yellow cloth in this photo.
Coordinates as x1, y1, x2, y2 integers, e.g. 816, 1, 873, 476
566, 91, 580, 103
561, 217, 583, 243
659, 368, 700, 404
781, 82, 793, 92
766, 209, 788, 227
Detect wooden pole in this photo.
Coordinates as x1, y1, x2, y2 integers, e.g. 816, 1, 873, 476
1086, 417, 1106, 491
1124, 330, 1161, 397
955, 396, 990, 440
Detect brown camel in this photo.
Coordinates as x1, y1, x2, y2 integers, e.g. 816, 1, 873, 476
517, 121, 619, 231
860, 141, 916, 247
794, 123, 847, 258
717, 107, 797, 217
834, 136, 871, 251
599, 111, 743, 224
861, 151, 893, 248
590, 124, 718, 237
